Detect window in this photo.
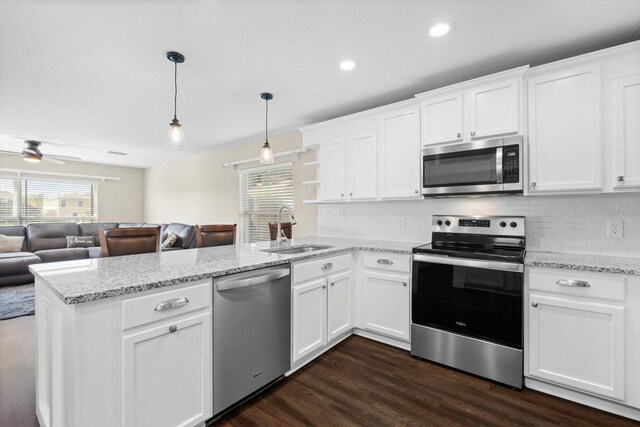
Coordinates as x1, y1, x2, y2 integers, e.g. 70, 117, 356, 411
0, 177, 97, 225
239, 163, 293, 243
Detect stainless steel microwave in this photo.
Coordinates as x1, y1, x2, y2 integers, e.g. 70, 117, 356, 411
422, 136, 523, 197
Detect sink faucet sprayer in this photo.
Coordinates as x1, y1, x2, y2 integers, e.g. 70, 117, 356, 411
277, 205, 296, 245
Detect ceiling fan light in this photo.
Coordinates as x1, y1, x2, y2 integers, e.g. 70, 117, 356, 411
260, 141, 274, 164
166, 118, 185, 148
23, 152, 42, 162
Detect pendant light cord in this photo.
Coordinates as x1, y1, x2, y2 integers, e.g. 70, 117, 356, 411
173, 61, 178, 120
265, 97, 269, 143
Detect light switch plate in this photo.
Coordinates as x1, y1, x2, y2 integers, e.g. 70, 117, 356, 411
607, 220, 624, 238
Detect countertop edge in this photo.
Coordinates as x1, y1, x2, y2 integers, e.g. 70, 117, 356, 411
524, 252, 640, 277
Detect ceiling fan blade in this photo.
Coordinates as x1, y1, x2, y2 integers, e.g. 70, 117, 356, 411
42, 156, 65, 165
50, 154, 82, 161
0, 150, 22, 157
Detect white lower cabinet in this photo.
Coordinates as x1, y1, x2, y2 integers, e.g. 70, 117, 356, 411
361, 270, 411, 341
327, 270, 352, 340
526, 267, 640, 419
528, 294, 625, 400
292, 278, 328, 362
292, 255, 353, 365
122, 312, 212, 427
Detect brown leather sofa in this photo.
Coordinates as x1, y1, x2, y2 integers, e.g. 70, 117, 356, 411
0, 222, 196, 286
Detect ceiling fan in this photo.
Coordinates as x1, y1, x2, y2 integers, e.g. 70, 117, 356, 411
0, 140, 83, 165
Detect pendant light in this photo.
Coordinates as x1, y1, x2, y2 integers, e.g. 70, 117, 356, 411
166, 51, 185, 148
259, 92, 274, 164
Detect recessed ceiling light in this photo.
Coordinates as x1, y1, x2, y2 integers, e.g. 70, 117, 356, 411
339, 60, 357, 71
429, 21, 453, 37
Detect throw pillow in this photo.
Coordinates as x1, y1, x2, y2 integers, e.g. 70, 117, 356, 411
162, 233, 178, 249
0, 234, 25, 253
66, 235, 96, 248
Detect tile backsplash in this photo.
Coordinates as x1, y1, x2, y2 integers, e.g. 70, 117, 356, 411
317, 194, 640, 257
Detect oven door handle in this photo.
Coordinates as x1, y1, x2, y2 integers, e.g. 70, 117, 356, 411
413, 254, 523, 273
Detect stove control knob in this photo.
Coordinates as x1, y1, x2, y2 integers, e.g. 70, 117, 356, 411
436, 220, 443, 226
445, 220, 451, 226
510, 222, 517, 228
499, 221, 507, 228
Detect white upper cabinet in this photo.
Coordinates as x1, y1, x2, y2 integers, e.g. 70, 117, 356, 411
418, 66, 527, 147
320, 136, 347, 201
379, 106, 422, 199
528, 63, 603, 193
347, 130, 378, 200
604, 51, 640, 192
421, 93, 463, 145
467, 79, 520, 139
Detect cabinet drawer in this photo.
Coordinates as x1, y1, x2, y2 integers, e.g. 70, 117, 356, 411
528, 268, 625, 302
293, 253, 352, 284
363, 253, 411, 273
122, 280, 212, 330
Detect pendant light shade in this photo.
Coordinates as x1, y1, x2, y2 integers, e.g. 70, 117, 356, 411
259, 92, 274, 164
166, 51, 185, 148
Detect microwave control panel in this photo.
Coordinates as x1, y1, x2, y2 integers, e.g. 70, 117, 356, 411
503, 145, 520, 183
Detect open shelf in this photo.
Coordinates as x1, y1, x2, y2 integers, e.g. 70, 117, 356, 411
302, 161, 320, 168
303, 180, 320, 185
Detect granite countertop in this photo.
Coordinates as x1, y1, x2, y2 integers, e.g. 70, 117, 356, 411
525, 251, 640, 276
29, 236, 419, 305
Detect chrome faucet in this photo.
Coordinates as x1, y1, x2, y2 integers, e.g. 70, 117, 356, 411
276, 205, 296, 246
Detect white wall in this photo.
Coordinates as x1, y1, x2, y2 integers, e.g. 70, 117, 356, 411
318, 193, 640, 257
0, 154, 145, 223
144, 130, 318, 237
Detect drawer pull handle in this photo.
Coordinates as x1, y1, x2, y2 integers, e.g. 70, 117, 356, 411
155, 297, 190, 312
377, 259, 394, 265
531, 302, 538, 308
556, 279, 590, 288
169, 325, 177, 333
321, 263, 333, 270
403, 282, 408, 287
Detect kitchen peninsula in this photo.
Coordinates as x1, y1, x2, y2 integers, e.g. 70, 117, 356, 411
30, 237, 418, 427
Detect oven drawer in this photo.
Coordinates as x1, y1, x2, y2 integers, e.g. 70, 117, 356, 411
527, 268, 625, 302
364, 253, 411, 273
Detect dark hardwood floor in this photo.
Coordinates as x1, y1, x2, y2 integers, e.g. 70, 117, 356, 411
1, 316, 637, 427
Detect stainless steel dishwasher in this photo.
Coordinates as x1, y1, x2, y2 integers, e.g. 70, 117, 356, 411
213, 265, 291, 416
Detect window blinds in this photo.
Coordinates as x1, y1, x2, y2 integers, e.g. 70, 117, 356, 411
0, 177, 97, 225
239, 163, 293, 243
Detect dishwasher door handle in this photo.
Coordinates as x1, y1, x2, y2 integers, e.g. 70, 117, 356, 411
216, 268, 290, 291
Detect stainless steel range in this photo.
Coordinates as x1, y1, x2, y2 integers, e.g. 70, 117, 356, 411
411, 215, 525, 388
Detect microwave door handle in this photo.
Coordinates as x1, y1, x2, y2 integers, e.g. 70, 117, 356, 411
496, 146, 503, 184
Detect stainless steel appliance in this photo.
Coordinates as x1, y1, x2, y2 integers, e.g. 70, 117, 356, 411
422, 136, 523, 196
213, 265, 291, 415
411, 215, 525, 388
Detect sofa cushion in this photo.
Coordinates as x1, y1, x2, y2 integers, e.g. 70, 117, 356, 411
66, 235, 96, 248
119, 223, 159, 228
27, 223, 79, 252
161, 223, 195, 249
0, 226, 28, 251
34, 248, 89, 263
0, 235, 25, 253
78, 222, 118, 245
0, 252, 41, 276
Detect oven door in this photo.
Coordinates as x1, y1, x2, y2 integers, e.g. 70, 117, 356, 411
422, 140, 503, 195
412, 254, 523, 349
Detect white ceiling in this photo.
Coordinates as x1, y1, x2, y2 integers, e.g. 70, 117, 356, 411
1, 0, 639, 168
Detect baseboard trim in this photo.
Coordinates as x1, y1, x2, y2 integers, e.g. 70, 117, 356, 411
525, 377, 640, 422
352, 328, 410, 351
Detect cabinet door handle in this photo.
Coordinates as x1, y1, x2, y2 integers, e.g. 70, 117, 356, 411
322, 285, 327, 290
556, 279, 590, 288
530, 181, 536, 188
414, 189, 419, 194
377, 259, 394, 265
403, 282, 408, 287
531, 302, 538, 308
350, 192, 353, 196
471, 131, 476, 137
321, 263, 333, 270
330, 282, 334, 286
169, 325, 177, 333
456, 132, 462, 138
618, 176, 625, 182
340, 193, 344, 197
154, 297, 189, 312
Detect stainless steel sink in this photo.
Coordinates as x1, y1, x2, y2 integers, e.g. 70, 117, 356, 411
262, 244, 332, 255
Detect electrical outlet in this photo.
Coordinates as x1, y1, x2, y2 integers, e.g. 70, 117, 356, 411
607, 220, 624, 238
